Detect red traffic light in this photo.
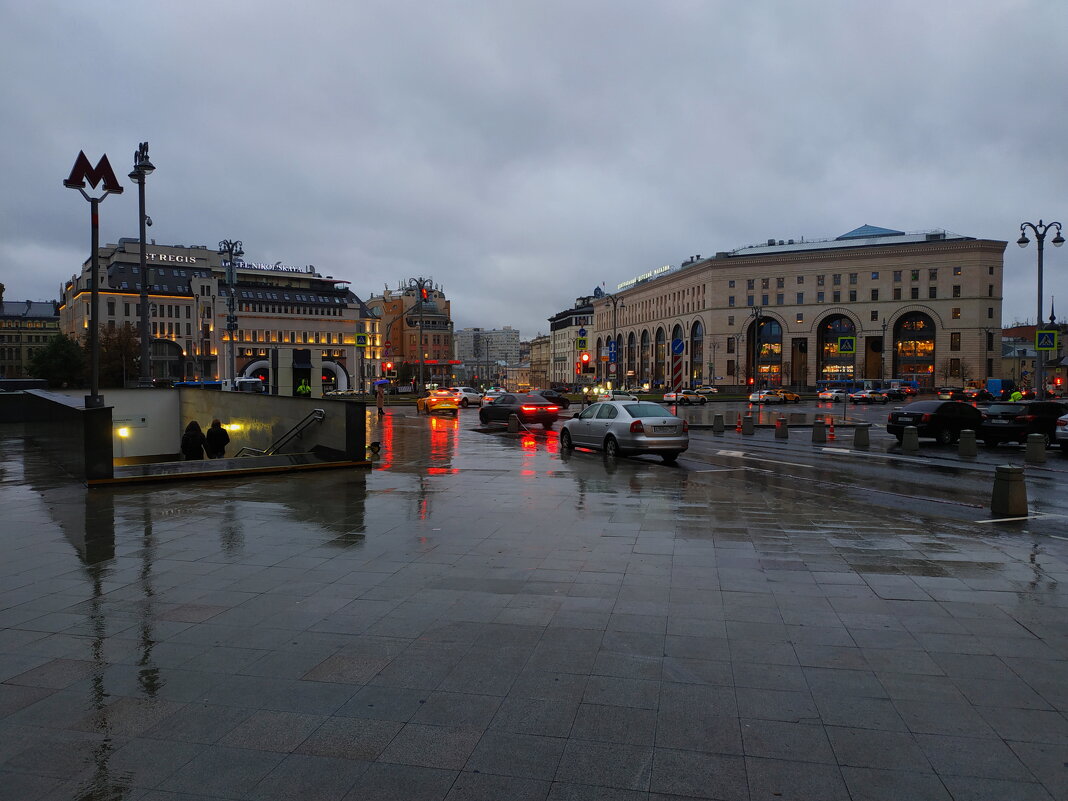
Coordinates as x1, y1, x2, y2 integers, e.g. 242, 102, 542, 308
580, 352, 590, 363
420, 287, 429, 301
383, 361, 393, 370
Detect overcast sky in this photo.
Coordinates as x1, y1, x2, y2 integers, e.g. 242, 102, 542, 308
2, 1, 1066, 339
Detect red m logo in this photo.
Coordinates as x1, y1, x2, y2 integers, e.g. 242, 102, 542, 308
63, 151, 124, 194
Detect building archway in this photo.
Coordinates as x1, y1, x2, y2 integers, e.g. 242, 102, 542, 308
654, 327, 666, 387
748, 316, 783, 388
627, 331, 637, 387
893, 312, 936, 389
689, 320, 704, 385
817, 314, 856, 383
640, 329, 651, 386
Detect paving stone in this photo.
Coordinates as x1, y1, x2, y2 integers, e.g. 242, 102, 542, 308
465, 730, 567, 780
377, 723, 482, 770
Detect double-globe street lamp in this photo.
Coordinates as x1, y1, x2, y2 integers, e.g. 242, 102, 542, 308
129, 142, 155, 387
1018, 220, 1063, 399
407, 277, 433, 391
219, 240, 244, 386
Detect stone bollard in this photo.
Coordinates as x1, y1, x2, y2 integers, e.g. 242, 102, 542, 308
775, 417, 789, 439
991, 464, 1028, 517
901, 426, 919, 454
507, 414, 520, 433
853, 423, 871, 449
1024, 433, 1047, 464
712, 413, 724, 434
742, 414, 755, 435
812, 419, 826, 443
958, 429, 978, 458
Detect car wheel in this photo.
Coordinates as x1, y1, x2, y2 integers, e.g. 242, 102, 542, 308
604, 436, 619, 458
935, 428, 954, 446
479, 413, 488, 425
561, 429, 574, 451
461, 398, 469, 407
661, 452, 680, 465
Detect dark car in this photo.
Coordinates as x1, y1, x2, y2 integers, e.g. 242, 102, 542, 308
879, 387, 907, 401
886, 400, 983, 445
978, 400, 1068, 447
531, 388, 571, 409
478, 393, 560, 429
936, 387, 968, 401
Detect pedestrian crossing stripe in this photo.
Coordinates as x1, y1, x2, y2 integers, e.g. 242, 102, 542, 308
1035, 330, 1058, 351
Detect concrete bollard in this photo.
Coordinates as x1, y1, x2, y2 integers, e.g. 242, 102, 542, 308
1024, 433, 1047, 464
991, 464, 1028, 517
742, 414, 755, 435
507, 414, 520, 433
712, 413, 725, 434
812, 419, 826, 443
958, 429, 978, 458
901, 426, 919, 454
853, 423, 870, 449
775, 417, 789, 439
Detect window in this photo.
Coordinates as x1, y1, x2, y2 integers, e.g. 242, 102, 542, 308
988, 307, 994, 319
727, 359, 735, 376
986, 331, 994, 351
929, 269, 938, 280
728, 296, 735, 307
747, 296, 754, 307
928, 287, 937, 299
870, 289, 879, 301
871, 272, 879, 280
950, 357, 961, 377
848, 290, 857, 302
776, 277, 784, 289
761, 278, 770, 290
796, 292, 804, 304
796, 313, 804, 323
832, 274, 841, 285
911, 287, 920, 300
953, 266, 962, 276
833, 291, 841, 303
747, 279, 755, 290
726, 338, 735, 353
988, 284, 994, 297
989, 266, 994, 275
817, 291, 825, 303
950, 332, 961, 351
952, 285, 961, 298
776, 294, 784, 305
728, 280, 735, 288
124, 303, 130, 316
817, 275, 825, 286
849, 273, 858, 284
728, 316, 735, 326
893, 288, 902, 300
870, 311, 879, 322
761, 294, 769, 306
911, 270, 920, 281
796, 275, 804, 284
893, 270, 902, 282
107, 300, 115, 315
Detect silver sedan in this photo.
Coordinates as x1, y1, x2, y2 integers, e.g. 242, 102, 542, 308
560, 401, 689, 463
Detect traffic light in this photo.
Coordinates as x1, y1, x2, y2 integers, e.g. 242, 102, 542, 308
420, 286, 429, 302
383, 361, 393, 371
580, 352, 592, 373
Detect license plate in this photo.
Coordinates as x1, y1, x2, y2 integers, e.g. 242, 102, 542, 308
897, 416, 914, 423
654, 426, 674, 433
988, 419, 1008, 424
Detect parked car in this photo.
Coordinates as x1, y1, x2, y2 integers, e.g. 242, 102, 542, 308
597, 389, 639, 402
481, 389, 505, 403
416, 390, 459, 416
531, 388, 571, 409
1056, 412, 1068, 453
478, 393, 560, 429
560, 401, 689, 463
886, 400, 983, 444
936, 387, 967, 401
695, 386, 719, 395
663, 389, 707, 405
978, 400, 1068, 447
879, 387, 907, 401
445, 387, 482, 407
849, 389, 889, 404
818, 389, 848, 402
749, 389, 799, 404
963, 387, 995, 402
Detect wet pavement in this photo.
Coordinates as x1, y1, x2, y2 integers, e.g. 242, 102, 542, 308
1, 410, 1067, 800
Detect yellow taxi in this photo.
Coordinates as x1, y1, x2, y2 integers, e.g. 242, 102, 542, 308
416, 390, 460, 416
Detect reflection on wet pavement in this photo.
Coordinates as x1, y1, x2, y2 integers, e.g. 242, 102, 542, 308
1, 412, 1066, 800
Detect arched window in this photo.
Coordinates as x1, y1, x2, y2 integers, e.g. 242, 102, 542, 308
817, 314, 856, 383
748, 316, 783, 388
640, 330, 651, 385
627, 331, 637, 386
894, 312, 936, 389
654, 328, 667, 387
690, 320, 704, 385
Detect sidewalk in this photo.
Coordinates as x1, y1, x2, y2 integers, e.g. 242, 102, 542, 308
1, 418, 1066, 800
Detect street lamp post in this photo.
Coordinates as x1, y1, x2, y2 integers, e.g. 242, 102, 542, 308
1018, 220, 1064, 399
604, 293, 625, 387
749, 306, 764, 391
709, 340, 718, 389
880, 319, 889, 383
407, 277, 432, 391
129, 142, 155, 387
218, 240, 244, 387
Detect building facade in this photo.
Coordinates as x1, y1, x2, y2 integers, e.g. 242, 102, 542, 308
453, 326, 520, 367
591, 226, 1006, 391
549, 296, 595, 387
527, 334, 551, 389
59, 240, 380, 390
365, 281, 455, 387
0, 286, 60, 379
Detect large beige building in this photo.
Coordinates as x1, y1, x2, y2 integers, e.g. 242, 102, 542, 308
590, 226, 1006, 391
59, 240, 380, 390
0, 288, 60, 379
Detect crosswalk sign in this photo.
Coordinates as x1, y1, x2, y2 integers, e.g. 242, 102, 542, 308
355, 333, 369, 347
1036, 330, 1058, 351
576, 337, 588, 349
837, 336, 856, 354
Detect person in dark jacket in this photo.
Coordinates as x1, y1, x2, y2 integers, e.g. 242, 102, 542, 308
205, 419, 230, 458
181, 420, 206, 460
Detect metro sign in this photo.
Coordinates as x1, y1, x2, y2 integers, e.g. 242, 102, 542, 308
63, 152, 124, 194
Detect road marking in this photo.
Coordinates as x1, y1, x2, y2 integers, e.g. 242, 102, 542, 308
694, 468, 745, 473
975, 513, 1068, 524
716, 450, 746, 457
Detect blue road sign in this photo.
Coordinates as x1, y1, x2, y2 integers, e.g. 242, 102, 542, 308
1036, 330, 1058, 351
578, 328, 587, 337
671, 338, 685, 355
608, 340, 617, 363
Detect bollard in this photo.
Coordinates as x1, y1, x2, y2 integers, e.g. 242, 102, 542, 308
828, 419, 836, 441
991, 464, 1027, 517
742, 414, 755, 435
901, 425, 919, 454
1024, 433, 1047, 464
812, 419, 826, 443
775, 417, 789, 439
736, 413, 743, 433
507, 414, 520, 433
958, 429, 977, 458
853, 423, 870, 449
712, 413, 725, 434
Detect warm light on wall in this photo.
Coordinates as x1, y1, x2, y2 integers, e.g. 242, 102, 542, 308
116, 427, 130, 438
225, 423, 243, 432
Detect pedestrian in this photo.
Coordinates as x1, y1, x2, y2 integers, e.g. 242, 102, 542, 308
1010, 389, 1023, 402
296, 378, 312, 397
205, 419, 230, 459
180, 420, 206, 460
375, 383, 385, 416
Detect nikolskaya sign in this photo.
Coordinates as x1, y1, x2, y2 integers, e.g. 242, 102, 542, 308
617, 265, 671, 291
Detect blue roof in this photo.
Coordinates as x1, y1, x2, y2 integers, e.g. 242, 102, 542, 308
836, 224, 905, 240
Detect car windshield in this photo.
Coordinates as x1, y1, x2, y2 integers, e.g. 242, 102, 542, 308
623, 403, 674, 418
986, 404, 1025, 414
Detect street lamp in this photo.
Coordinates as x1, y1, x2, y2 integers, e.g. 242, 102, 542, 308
129, 142, 155, 387
708, 339, 718, 389
407, 277, 432, 391
1018, 220, 1064, 399
218, 239, 244, 387
604, 293, 625, 387
749, 306, 764, 390
880, 319, 889, 383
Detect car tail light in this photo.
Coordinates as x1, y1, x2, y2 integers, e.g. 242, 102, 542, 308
520, 405, 539, 412
545, 405, 558, 412
630, 420, 644, 433
921, 414, 932, 423
1057, 419, 1068, 427
682, 420, 689, 433
1016, 415, 1037, 423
